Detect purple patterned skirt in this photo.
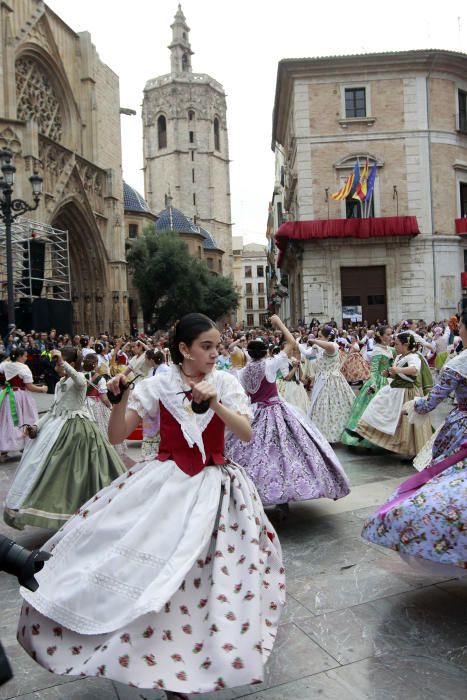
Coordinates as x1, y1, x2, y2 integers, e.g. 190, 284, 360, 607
225, 398, 350, 506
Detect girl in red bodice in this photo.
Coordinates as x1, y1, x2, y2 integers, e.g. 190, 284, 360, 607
17, 313, 285, 699
0, 347, 47, 458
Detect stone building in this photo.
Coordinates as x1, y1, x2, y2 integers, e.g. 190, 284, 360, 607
142, 5, 233, 276
0, 0, 128, 334
232, 237, 268, 328
270, 50, 467, 326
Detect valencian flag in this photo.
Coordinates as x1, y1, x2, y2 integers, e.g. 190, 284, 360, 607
353, 158, 369, 201
330, 160, 360, 201
364, 161, 377, 201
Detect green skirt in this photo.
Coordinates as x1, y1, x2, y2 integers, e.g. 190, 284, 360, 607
341, 375, 389, 448
434, 351, 448, 370
10, 417, 126, 531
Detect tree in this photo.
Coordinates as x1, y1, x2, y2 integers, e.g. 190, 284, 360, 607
127, 229, 238, 329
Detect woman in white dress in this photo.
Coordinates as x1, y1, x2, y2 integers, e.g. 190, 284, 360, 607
17, 313, 284, 699
308, 326, 355, 443
279, 352, 310, 416
82, 353, 131, 465
356, 332, 432, 457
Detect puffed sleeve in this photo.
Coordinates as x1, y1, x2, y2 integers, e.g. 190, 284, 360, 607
414, 368, 461, 414
217, 371, 253, 419
19, 363, 34, 384
127, 375, 160, 418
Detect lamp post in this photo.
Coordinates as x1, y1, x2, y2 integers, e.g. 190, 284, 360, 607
0, 148, 43, 326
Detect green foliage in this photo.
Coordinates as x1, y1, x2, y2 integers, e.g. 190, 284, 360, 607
127, 228, 238, 329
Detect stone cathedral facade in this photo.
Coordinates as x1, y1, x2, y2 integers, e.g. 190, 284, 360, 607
0, 0, 128, 335
142, 5, 233, 275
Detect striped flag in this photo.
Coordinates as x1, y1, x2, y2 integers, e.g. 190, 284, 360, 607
330, 173, 354, 201
353, 158, 369, 201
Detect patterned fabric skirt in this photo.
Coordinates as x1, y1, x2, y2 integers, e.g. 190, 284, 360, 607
225, 400, 349, 505
362, 459, 467, 571
430, 407, 467, 461
5, 416, 126, 531
309, 374, 355, 443
356, 388, 432, 457
85, 397, 128, 459
0, 389, 38, 452
341, 353, 370, 384
18, 461, 285, 693
282, 380, 310, 416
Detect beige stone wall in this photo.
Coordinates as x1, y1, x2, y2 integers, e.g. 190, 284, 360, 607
0, 1, 128, 335
429, 78, 456, 132
431, 142, 464, 234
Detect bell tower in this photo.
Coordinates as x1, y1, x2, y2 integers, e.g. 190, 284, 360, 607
169, 4, 193, 74
142, 5, 233, 276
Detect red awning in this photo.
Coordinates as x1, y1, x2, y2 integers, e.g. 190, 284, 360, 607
275, 216, 420, 267
455, 218, 467, 235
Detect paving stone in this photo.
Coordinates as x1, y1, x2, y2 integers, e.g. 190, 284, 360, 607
7, 677, 118, 699
0, 396, 462, 700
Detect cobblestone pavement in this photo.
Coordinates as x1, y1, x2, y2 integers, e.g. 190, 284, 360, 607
0, 396, 465, 699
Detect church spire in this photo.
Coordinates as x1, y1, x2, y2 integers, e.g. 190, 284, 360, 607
168, 4, 193, 74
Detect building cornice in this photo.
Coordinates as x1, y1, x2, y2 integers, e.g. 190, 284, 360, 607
272, 49, 467, 148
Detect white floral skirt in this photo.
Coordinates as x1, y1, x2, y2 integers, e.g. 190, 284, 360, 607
18, 459, 285, 694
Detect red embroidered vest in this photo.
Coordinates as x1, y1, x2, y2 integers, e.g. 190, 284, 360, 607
157, 401, 226, 477
9, 374, 26, 389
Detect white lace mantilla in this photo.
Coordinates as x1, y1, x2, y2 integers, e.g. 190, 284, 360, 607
444, 349, 467, 379
129, 365, 252, 462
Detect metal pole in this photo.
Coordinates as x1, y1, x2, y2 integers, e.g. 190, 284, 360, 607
2, 187, 15, 326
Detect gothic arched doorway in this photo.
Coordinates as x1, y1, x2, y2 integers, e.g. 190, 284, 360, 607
51, 199, 109, 335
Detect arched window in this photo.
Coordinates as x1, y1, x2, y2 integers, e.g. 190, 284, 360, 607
182, 53, 188, 71
157, 115, 167, 149
214, 117, 220, 151
188, 110, 195, 121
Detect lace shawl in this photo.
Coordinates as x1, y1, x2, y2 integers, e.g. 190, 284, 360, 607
240, 360, 266, 396
444, 349, 467, 379
129, 366, 252, 462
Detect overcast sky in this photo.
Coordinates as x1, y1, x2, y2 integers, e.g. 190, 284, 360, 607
47, 0, 466, 244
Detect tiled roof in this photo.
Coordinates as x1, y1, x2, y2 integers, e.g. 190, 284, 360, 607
156, 205, 219, 250
123, 182, 152, 214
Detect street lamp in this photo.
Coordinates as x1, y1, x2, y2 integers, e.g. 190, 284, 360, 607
0, 148, 43, 326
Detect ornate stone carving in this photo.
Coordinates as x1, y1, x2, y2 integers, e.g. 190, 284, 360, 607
26, 17, 57, 58
15, 57, 63, 142
39, 139, 69, 194
0, 127, 22, 155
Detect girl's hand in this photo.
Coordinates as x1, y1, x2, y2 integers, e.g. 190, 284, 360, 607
40, 385, 48, 393
189, 380, 218, 406
107, 373, 128, 397
388, 366, 397, 377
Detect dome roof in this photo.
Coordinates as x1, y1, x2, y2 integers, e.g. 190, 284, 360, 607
123, 182, 153, 214
156, 205, 220, 250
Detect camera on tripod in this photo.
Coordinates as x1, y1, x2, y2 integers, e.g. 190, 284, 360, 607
0, 535, 51, 687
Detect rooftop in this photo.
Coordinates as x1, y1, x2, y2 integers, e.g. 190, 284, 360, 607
123, 182, 153, 215
156, 205, 221, 251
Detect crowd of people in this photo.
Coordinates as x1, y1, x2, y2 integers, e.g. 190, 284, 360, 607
0, 310, 465, 698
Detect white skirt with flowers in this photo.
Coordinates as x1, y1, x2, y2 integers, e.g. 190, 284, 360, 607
18, 457, 285, 694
